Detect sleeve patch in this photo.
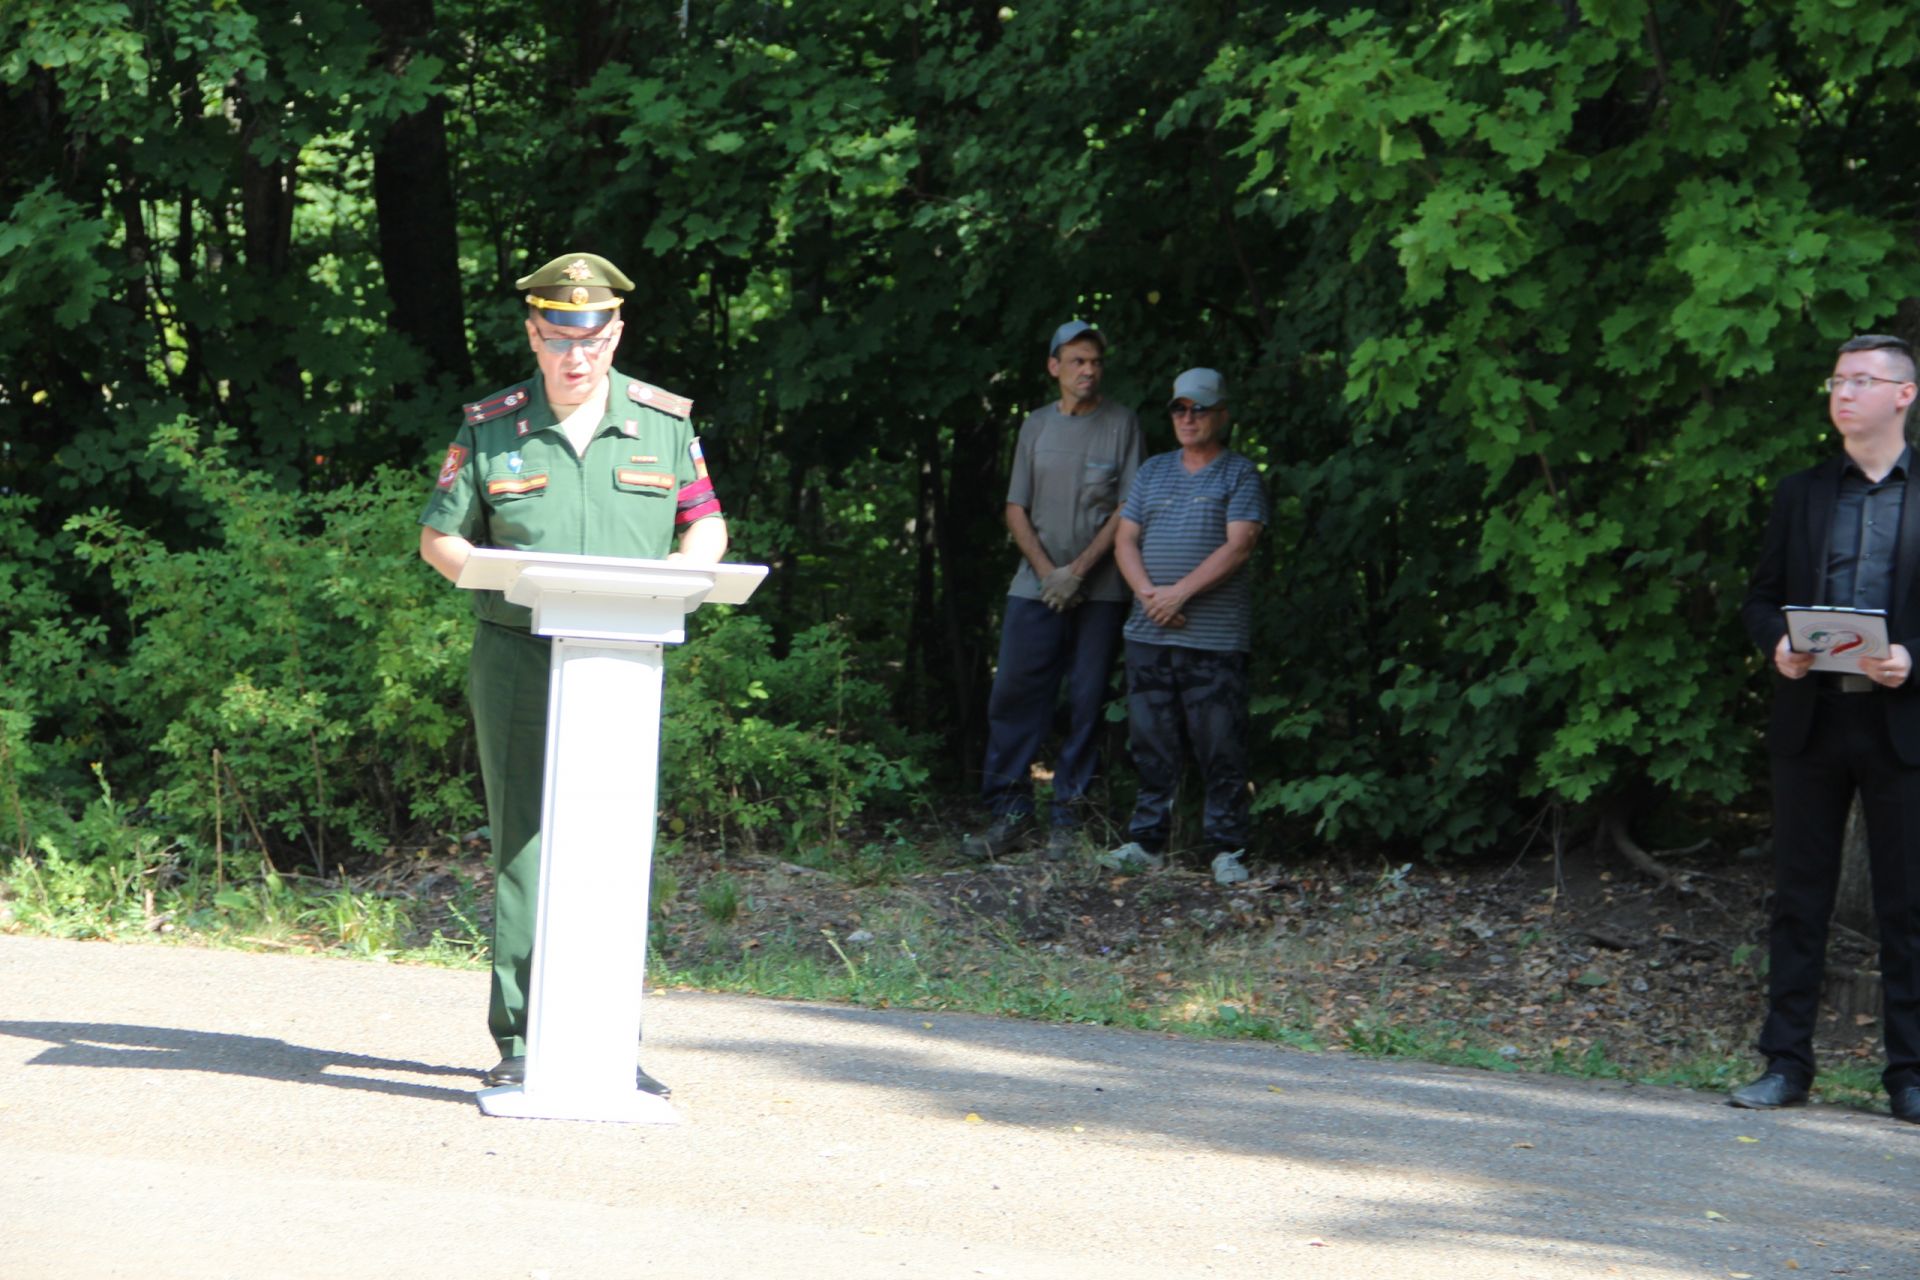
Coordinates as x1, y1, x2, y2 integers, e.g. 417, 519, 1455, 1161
689, 437, 710, 481
436, 444, 469, 490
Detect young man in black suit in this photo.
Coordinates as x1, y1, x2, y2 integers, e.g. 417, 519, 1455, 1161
1738, 333, 1920, 1123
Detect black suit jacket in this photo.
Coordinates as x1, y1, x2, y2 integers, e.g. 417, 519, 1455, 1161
1742, 454, 1920, 763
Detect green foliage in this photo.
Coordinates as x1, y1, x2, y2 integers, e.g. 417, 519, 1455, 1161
8, 0, 1920, 885
664, 613, 932, 856
5, 762, 183, 938
1220, 2, 1920, 850
697, 874, 743, 927
63, 420, 475, 868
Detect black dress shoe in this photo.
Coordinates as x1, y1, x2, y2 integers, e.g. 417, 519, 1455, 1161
1729, 1071, 1810, 1110
1890, 1086, 1920, 1124
635, 1064, 671, 1098
483, 1054, 670, 1098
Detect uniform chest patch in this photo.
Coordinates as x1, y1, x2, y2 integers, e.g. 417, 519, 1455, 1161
487, 474, 549, 496
506, 452, 524, 474
617, 469, 675, 490
630, 455, 658, 464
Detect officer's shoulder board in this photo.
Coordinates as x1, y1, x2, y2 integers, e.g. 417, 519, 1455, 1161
627, 379, 693, 419
462, 382, 534, 427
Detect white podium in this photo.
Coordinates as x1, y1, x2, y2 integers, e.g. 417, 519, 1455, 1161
455, 548, 767, 1122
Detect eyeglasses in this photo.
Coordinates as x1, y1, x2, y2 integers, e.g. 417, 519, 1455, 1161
1170, 402, 1217, 418
1825, 375, 1913, 394
539, 335, 613, 355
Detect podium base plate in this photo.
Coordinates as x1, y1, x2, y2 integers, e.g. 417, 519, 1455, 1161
475, 1083, 681, 1125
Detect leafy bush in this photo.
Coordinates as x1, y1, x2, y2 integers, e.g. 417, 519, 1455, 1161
63, 419, 476, 871
663, 611, 931, 856
6, 417, 931, 897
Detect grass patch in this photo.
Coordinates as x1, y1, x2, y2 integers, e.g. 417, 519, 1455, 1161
650, 902, 1324, 1049
5, 836, 1905, 1119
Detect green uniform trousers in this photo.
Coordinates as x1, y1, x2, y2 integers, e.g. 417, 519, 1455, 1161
468, 619, 553, 1057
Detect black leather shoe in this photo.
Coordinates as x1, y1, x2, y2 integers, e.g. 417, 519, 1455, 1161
483, 1054, 670, 1098
1729, 1071, 1810, 1110
1890, 1086, 1920, 1124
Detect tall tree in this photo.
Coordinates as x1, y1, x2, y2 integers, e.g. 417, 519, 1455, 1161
369, 0, 473, 395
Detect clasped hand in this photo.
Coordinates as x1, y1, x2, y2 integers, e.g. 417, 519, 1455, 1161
1039, 565, 1083, 611
1137, 584, 1190, 628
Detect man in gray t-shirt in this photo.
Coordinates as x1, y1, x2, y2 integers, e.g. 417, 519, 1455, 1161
962, 320, 1144, 861
1103, 367, 1267, 886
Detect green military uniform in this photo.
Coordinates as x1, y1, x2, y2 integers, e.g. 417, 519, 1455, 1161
419, 253, 722, 1059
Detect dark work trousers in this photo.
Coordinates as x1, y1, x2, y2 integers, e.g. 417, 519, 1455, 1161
1765, 689, 1920, 1092
1123, 640, 1250, 855
980, 596, 1127, 826
468, 620, 553, 1059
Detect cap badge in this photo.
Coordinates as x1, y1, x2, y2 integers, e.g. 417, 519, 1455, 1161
563, 259, 592, 281
570, 287, 589, 305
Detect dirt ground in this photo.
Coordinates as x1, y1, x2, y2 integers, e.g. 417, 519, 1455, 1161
398, 825, 1886, 1088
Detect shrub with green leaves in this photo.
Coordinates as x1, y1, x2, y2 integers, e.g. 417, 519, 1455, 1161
63, 420, 476, 870
663, 611, 931, 856
20, 417, 931, 884
1220, 3, 1920, 851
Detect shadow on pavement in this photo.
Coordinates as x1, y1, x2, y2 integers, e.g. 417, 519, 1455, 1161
682, 998, 1920, 1275
0, 1020, 478, 1105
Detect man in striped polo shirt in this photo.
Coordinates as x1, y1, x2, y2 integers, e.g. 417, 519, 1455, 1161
1102, 368, 1267, 886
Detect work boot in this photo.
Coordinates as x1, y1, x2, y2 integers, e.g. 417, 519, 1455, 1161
1211, 850, 1250, 886
1097, 841, 1163, 873
960, 812, 1030, 861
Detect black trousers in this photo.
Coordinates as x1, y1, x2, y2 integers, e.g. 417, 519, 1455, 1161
980, 597, 1127, 824
1122, 641, 1250, 855
1765, 690, 1920, 1092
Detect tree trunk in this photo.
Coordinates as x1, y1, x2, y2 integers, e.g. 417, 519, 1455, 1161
939, 407, 1009, 772
368, 0, 472, 396
1830, 797, 1882, 1021
1836, 797, 1880, 938
232, 79, 305, 437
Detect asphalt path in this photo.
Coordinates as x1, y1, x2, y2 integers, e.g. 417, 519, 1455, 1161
1, 934, 1915, 1279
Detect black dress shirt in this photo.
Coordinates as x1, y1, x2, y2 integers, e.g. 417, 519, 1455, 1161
1825, 447, 1910, 611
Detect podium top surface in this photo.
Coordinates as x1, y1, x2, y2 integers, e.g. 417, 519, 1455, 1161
457, 548, 768, 606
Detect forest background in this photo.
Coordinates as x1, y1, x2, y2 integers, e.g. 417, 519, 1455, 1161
4, 0, 1920, 950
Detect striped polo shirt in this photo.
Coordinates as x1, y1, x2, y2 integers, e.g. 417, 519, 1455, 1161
1121, 448, 1267, 652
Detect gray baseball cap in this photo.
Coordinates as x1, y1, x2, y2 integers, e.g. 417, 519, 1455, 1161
1168, 367, 1228, 409
1049, 319, 1104, 357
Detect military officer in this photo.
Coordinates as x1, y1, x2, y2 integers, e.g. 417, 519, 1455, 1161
419, 252, 727, 1094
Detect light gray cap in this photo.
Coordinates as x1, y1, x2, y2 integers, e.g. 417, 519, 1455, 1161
1049, 319, 1103, 357
1168, 367, 1227, 409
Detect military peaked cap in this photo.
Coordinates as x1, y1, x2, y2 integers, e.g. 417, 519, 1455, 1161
516, 252, 634, 328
